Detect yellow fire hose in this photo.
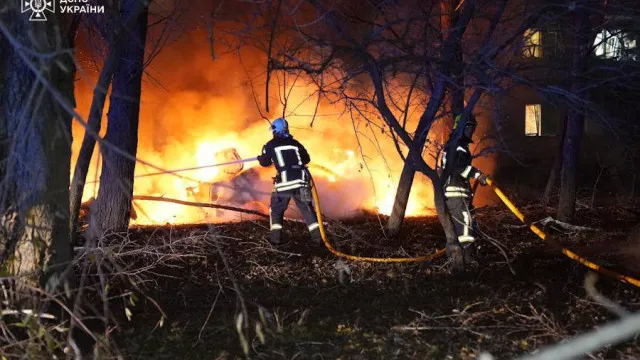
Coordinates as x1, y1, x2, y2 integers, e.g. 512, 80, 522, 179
486, 177, 640, 288
310, 179, 446, 263
308, 173, 640, 288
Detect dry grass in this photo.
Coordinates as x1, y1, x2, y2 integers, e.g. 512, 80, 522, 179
2, 203, 640, 359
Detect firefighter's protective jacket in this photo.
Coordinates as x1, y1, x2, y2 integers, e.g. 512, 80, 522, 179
440, 140, 482, 199
258, 136, 311, 191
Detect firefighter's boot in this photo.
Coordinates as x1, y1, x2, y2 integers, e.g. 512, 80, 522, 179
462, 242, 479, 269
309, 227, 322, 244
269, 228, 282, 245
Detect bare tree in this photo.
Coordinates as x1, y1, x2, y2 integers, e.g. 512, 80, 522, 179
69, 1, 149, 242
0, 5, 76, 290
88, 0, 150, 239
387, 0, 468, 237
556, 0, 605, 222
221, 0, 540, 270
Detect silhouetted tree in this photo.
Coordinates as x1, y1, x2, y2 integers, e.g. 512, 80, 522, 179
0, 6, 76, 290
387, 0, 467, 237
557, 1, 606, 221
228, 0, 538, 270
88, 0, 149, 238
69, 0, 148, 241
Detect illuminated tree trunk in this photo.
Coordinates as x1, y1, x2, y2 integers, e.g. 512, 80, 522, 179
69, 50, 115, 240
89, 0, 148, 238
0, 8, 75, 291
368, 64, 465, 270
69, 2, 147, 241
387, 0, 464, 237
387, 81, 446, 236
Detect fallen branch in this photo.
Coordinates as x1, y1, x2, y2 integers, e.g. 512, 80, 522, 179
502, 216, 597, 232
539, 217, 597, 232
132, 195, 269, 218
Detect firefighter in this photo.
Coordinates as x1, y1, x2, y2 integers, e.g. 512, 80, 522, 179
440, 113, 488, 261
257, 117, 322, 245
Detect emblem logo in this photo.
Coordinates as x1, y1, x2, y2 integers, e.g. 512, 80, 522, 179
22, 0, 55, 22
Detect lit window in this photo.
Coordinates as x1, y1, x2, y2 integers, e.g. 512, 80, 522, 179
525, 104, 542, 136
594, 29, 637, 60
523, 29, 543, 58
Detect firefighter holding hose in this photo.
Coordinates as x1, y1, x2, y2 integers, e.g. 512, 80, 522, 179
257, 117, 322, 245
440, 113, 489, 263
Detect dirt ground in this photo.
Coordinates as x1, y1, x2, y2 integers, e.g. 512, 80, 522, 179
112, 203, 640, 359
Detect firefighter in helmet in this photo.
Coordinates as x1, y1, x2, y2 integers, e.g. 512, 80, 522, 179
440, 113, 488, 261
257, 117, 322, 245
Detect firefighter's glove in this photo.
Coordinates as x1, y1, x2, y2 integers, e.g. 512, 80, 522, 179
477, 174, 488, 186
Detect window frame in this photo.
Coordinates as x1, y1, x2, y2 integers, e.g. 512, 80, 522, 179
594, 29, 638, 61
523, 28, 544, 59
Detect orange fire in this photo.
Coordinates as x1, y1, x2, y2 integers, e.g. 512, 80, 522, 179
71, 30, 494, 225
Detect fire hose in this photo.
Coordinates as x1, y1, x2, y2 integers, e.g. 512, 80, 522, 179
131, 154, 640, 285
485, 177, 640, 288
308, 174, 446, 263
311, 173, 640, 286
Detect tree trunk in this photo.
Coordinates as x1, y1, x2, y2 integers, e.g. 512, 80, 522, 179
69, 2, 148, 241
558, 111, 585, 221
69, 51, 115, 241
542, 114, 568, 205
387, 0, 466, 237
387, 80, 447, 237
557, 5, 596, 222
387, 165, 416, 235
0, 8, 75, 291
88, 0, 149, 238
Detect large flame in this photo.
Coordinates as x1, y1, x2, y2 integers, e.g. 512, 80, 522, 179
71, 30, 494, 225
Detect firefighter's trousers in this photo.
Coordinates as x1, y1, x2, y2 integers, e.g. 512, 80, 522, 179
445, 191, 476, 245
269, 187, 321, 244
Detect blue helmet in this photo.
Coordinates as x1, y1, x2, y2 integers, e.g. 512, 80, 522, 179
270, 117, 290, 137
